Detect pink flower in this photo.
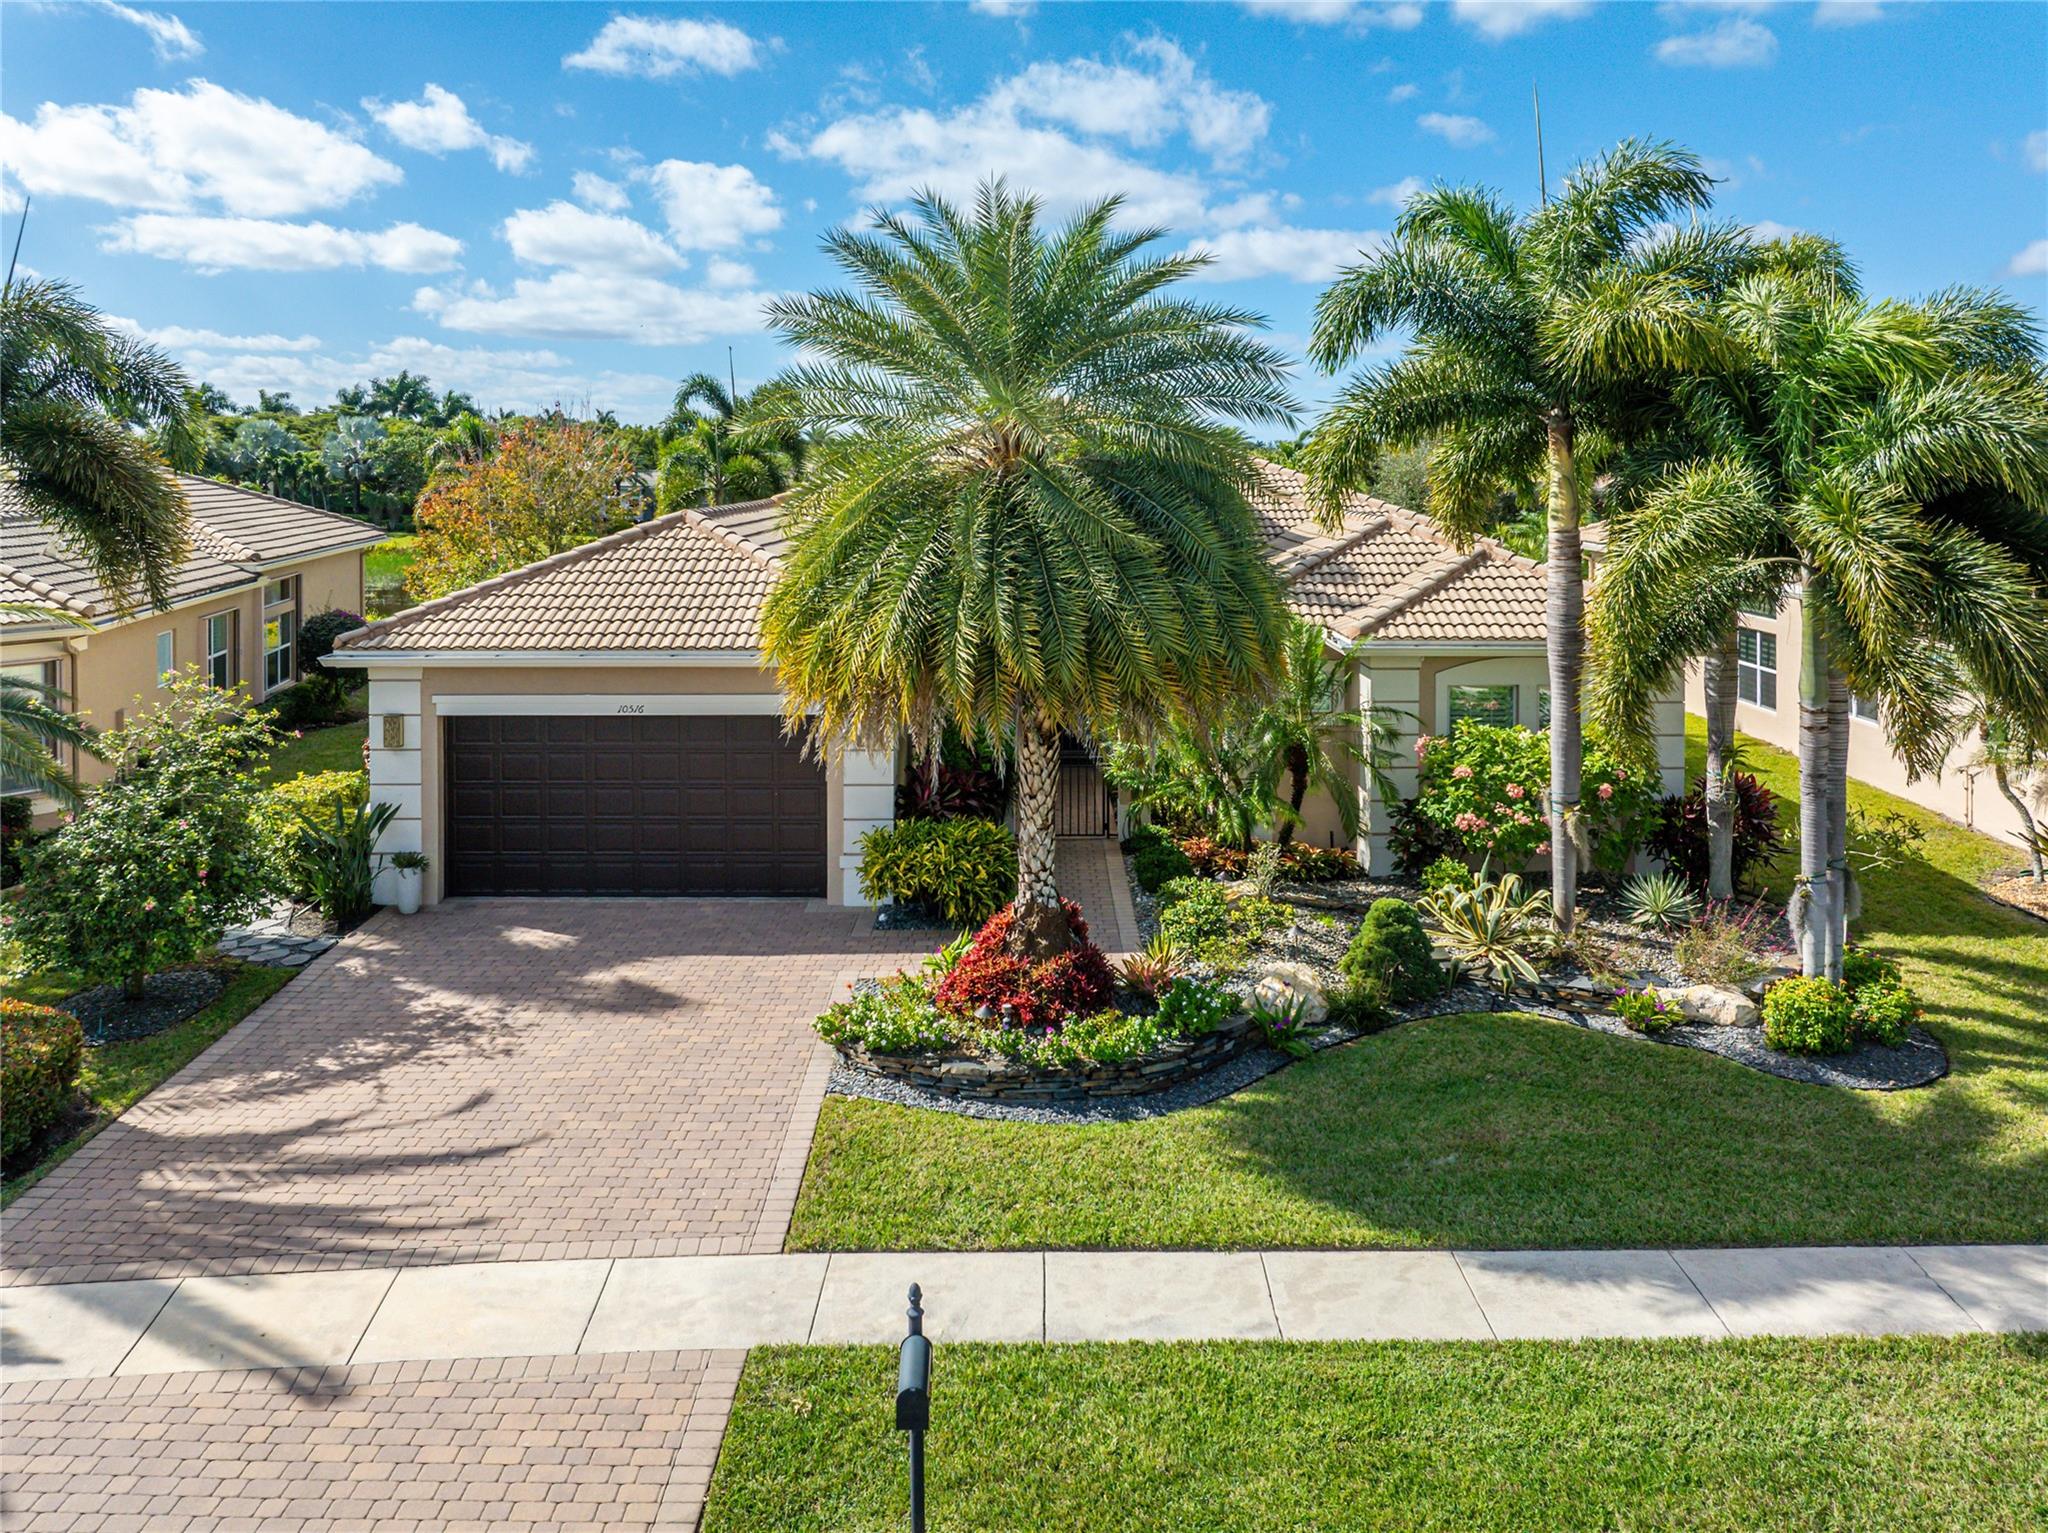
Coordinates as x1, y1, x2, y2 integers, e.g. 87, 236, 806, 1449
1413, 734, 1433, 759
142, 897, 157, 912
291, 730, 304, 740
1616, 767, 1629, 780
1505, 783, 1525, 800
1597, 783, 1615, 801
1454, 812, 1489, 833
197, 868, 209, 880
1452, 764, 1475, 780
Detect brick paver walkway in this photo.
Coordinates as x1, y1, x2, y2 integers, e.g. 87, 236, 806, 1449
2, 900, 929, 1288
1052, 836, 1141, 953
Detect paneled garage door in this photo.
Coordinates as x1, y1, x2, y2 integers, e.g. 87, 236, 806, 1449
444, 715, 827, 897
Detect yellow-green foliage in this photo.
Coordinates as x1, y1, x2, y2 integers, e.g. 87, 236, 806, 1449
257, 770, 367, 900
858, 818, 1017, 926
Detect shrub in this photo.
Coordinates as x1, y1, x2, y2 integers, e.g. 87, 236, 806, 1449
895, 755, 1010, 822
1762, 976, 1856, 1055
1613, 987, 1674, 1034
1420, 856, 1475, 899
0, 999, 84, 1161
1177, 835, 1360, 885
6, 676, 275, 998
1324, 978, 1392, 1032
1411, 725, 1658, 875
932, 899, 1114, 1029
1580, 738, 1664, 879
1841, 947, 1903, 992
1649, 771, 1786, 893
1620, 870, 1698, 931
1419, 872, 1551, 996
1850, 981, 1919, 1048
1152, 976, 1238, 1037
1388, 794, 1461, 875
816, 975, 961, 1054
256, 770, 369, 900
2, 796, 49, 888
1115, 933, 1183, 1004
1673, 898, 1777, 986
1158, 881, 1234, 952
293, 798, 399, 923
858, 817, 1018, 927
299, 609, 367, 674
1123, 825, 1195, 893
1340, 898, 1446, 1004
263, 672, 352, 732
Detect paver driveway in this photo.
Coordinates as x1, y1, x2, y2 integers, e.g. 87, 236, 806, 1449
2, 900, 931, 1287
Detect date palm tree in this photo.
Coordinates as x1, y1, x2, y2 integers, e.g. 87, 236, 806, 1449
1587, 271, 2048, 976
1302, 139, 1758, 931
759, 182, 1296, 955
1, 278, 192, 611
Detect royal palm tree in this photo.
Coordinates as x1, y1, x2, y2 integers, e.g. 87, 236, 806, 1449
657, 373, 804, 510
1257, 619, 1394, 846
1302, 139, 1752, 932
0, 278, 192, 610
1587, 272, 2048, 976
365, 370, 437, 421
759, 182, 1296, 956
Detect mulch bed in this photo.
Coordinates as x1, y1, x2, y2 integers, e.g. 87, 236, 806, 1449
58, 965, 230, 1046
1984, 874, 2048, 923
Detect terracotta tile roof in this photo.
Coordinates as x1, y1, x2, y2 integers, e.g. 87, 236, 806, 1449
0, 475, 382, 628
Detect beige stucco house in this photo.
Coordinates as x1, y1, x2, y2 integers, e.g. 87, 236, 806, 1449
332, 463, 1686, 910
2, 476, 381, 814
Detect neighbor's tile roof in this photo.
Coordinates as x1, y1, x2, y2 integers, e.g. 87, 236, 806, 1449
334, 465, 1551, 657
0, 475, 382, 628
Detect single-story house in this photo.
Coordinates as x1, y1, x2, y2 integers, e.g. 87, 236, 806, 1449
330, 463, 1686, 908
2, 476, 382, 814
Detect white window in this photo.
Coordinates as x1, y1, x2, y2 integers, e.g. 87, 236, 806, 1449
1739, 597, 1778, 619
1851, 693, 1880, 724
262, 576, 298, 693
155, 630, 175, 684
1736, 627, 1777, 710
204, 611, 236, 689
1448, 684, 1518, 732
2, 660, 62, 796
262, 576, 294, 608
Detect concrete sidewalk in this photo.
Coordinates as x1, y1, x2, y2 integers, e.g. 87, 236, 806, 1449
6, 1243, 2040, 1383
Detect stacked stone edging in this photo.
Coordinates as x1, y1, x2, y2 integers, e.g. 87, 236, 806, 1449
835, 1014, 1259, 1102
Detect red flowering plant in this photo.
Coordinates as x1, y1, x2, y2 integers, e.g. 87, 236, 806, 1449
933, 899, 1115, 1030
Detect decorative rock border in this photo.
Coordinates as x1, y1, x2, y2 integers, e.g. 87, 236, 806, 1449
834, 1014, 1261, 1103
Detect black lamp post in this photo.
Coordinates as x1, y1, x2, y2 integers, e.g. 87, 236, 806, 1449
896, 1283, 932, 1533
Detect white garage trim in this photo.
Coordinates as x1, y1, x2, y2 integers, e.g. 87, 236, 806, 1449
431, 693, 788, 718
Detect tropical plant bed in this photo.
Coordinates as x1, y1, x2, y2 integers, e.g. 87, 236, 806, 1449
1543, 999, 1947, 1090
55, 963, 231, 1046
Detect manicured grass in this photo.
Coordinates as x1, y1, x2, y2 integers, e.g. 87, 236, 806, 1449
2, 962, 294, 1207
705, 1335, 2047, 1532
362, 533, 418, 586
788, 720, 2048, 1251
263, 717, 367, 781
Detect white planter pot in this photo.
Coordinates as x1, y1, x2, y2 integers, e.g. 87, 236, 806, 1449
394, 867, 423, 915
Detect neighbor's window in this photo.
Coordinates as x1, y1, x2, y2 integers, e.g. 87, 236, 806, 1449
1736, 627, 1777, 709
1739, 596, 1779, 619
262, 576, 295, 608
262, 576, 298, 693
204, 611, 236, 689
1851, 693, 1880, 724
155, 630, 175, 683
1448, 684, 1518, 732
2, 660, 62, 795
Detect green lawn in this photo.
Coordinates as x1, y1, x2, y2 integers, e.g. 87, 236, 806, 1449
788, 720, 2048, 1251
263, 717, 367, 781
704, 1335, 2046, 1532
2, 962, 294, 1207
363, 533, 418, 586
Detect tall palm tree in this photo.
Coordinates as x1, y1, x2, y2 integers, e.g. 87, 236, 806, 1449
428, 411, 495, 478
366, 370, 437, 421
321, 415, 382, 520
0, 278, 192, 611
1302, 139, 1747, 931
1587, 273, 2048, 976
657, 373, 804, 510
1257, 619, 1394, 846
759, 182, 1296, 956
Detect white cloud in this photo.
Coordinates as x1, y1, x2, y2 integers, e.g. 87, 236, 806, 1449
2008, 239, 2048, 278
0, 81, 399, 216
1185, 224, 1385, 283
86, 0, 201, 59
1418, 112, 1495, 148
639, 160, 783, 249
1812, 1, 1885, 26
1236, 2, 1424, 28
103, 214, 461, 273
364, 84, 533, 174
981, 38, 1271, 168
1369, 176, 1425, 206
1452, 1, 1592, 40
572, 170, 631, 210
969, 0, 1035, 14
1745, 219, 1806, 243
2024, 130, 2047, 174
501, 201, 681, 274
703, 255, 758, 287
1386, 82, 1420, 103
109, 317, 321, 352
414, 271, 773, 345
1657, 17, 1779, 66
563, 14, 767, 80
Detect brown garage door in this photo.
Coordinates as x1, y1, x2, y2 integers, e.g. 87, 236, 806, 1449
444, 714, 826, 897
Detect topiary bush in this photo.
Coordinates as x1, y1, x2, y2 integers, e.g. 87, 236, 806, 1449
858, 817, 1018, 926
1340, 898, 1446, 1004
1762, 976, 1856, 1055
1, 999, 85, 1162
256, 770, 369, 902
300, 609, 367, 674
932, 899, 1114, 1030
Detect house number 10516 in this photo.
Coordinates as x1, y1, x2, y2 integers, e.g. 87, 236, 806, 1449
616, 703, 646, 714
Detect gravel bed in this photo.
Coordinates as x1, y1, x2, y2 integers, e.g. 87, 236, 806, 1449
1523, 1002, 1949, 1090
57, 966, 230, 1046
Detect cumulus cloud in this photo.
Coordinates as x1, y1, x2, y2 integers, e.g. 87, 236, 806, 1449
2024, 130, 2047, 175
1386, 82, 1420, 103
102, 214, 461, 273
1236, 2, 1423, 28
501, 201, 681, 274
572, 170, 632, 210
414, 271, 772, 345
1812, 1, 1885, 26
2008, 239, 2048, 278
639, 159, 783, 249
1185, 223, 1384, 283
0, 80, 399, 216
364, 84, 534, 174
1418, 112, 1495, 148
109, 317, 321, 352
969, 0, 1035, 14
1745, 219, 1806, 243
86, 0, 201, 59
563, 14, 768, 79
981, 38, 1271, 168
1657, 17, 1779, 67
1452, 1, 1592, 40
1368, 176, 1424, 206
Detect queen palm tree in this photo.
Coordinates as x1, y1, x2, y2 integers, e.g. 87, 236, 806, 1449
1, 278, 192, 611
1302, 139, 1754, 932
759, 182, 1296, 956
657, 373, 804, 510
1587, 272, 2048, 976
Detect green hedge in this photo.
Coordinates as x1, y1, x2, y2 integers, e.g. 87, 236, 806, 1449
858, 817, 1017, 927
1, 1000, 84, 1162
256, 769, 368, 901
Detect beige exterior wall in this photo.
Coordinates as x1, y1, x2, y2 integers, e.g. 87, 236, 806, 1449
1683, 594, 2046, 849
354, 659, 883, 907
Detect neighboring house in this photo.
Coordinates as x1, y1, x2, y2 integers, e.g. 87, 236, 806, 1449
1, 476, 382, 814
331, 463, 1685, 908
1580, 522, 2046, 850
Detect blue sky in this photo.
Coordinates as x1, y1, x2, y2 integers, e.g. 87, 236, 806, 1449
5, 0, 2044, 422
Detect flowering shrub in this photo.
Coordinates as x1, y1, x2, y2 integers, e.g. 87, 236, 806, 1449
815, 975, 962, 1054
932, 899, 1114, 1029
1, 1000, 84, 1161
1613, 987, 1674, 1034
1412, 725, 1659, 875
1152, 976, 1238, 1037
7, 676, 276, 999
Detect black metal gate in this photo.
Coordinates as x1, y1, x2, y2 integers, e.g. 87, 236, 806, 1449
1054, 736, 1116, 838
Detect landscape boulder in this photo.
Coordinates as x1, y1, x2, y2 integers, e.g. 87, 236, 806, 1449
1661, 983, 1760, 1029
1250, 961, 1329, 1026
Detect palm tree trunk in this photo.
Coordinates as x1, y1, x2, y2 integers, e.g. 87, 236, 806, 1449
1543, 408, 1584, 933
1825, 667, 1853, 981
1791, 600, 1834, 977
1992, 762, 2045, 881
1702, 625, 1739, 899
1278, 743, 1310, 846
1009, 712, 1069, 956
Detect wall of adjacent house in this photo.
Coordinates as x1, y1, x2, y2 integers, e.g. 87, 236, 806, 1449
358, 660, 884, 907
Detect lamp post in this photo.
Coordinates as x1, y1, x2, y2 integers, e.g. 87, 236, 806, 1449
896, 1283, 932, 1533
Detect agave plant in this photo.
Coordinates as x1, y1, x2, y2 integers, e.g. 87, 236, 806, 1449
1419, 873, 1553, 996
1620, 870, 1699, 931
